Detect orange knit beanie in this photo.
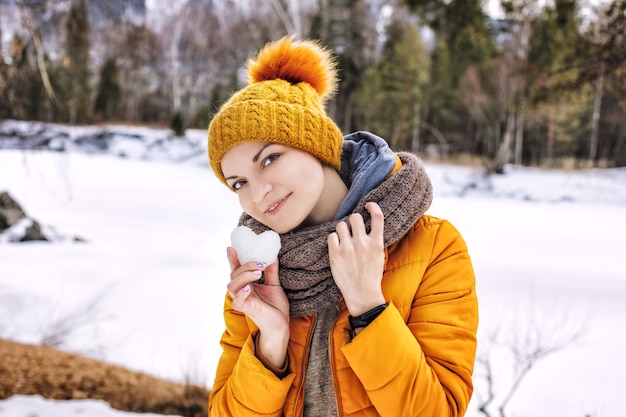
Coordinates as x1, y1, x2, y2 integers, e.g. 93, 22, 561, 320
208, 36, 343, 186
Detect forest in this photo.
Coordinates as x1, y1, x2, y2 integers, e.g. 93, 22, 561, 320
1, 0, 625, 170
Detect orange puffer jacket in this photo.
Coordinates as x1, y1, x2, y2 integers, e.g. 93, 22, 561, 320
209, 214, 478, 417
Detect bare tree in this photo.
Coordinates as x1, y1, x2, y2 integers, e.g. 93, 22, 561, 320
107, 20, 160, 122
14, 0, 68, 107
156, 0, 278, 126
38, 288, 112, 351
475, 300, 587, 417
267, 0, 317, 38
458, 0, 541, 174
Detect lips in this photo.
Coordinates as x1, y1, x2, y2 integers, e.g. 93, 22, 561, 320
264, 194, 290, 215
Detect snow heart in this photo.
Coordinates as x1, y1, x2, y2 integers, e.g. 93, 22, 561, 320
230, 226, 281, 265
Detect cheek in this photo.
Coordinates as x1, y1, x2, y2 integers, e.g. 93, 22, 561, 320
299, 166, 325, 191
237, 192, 253, 213
237, 193, 267, 226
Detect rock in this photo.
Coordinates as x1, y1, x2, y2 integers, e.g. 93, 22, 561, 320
0, 192, 48, 242
20, 220, 49, 242
0, 191, 27, 232
0, 192, 86, 243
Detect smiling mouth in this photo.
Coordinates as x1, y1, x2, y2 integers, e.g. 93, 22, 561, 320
265, 194, 290, 215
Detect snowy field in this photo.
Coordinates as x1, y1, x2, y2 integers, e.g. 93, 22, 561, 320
1, 121, 625, 417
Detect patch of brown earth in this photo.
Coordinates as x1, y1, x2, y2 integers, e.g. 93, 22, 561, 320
0, 339, 208, 416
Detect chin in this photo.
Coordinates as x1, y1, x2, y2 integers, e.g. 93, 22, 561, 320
269, 223, 295, 234
250, 210, 307, 234
248, 216, 290, 234
269, 217, 306, 234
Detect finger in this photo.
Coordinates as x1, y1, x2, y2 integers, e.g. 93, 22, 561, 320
335, 220, 352, 242
231, 284, 252, 310
263, 259, 281, 286
226, 246, 241, 272
327, 231, 339, 251
348, 213, 366, 239
227, 269, 263, 297
365, 202, 385, 240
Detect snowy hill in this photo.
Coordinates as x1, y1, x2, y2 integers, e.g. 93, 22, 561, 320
3, 119, 625, 206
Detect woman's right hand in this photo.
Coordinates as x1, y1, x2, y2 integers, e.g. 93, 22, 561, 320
226, 247, 290, 368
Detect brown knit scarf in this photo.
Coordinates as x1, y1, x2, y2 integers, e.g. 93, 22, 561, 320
239, 152, 433, 317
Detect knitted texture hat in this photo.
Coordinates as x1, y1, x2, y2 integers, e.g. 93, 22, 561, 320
208, 36, 343, 186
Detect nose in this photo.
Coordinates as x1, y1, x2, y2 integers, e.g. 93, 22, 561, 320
251, 180, 272, 205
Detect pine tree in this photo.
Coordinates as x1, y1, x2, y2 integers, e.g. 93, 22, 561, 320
354, 16, 430, 151
308, 0, 377, 132
64, 0, 91, 124
527, 0, 584, 165
403, 0, 495, 155
170, 110, 185, 137
94, 57, 122, 121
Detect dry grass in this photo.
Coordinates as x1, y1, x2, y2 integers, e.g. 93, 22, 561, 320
0, 339, 209, 416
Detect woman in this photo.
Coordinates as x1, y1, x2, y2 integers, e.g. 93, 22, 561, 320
207, 35, 478, 417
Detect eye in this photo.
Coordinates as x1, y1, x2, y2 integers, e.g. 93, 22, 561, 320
262, 153, 280, 167
231, 179, 246, 191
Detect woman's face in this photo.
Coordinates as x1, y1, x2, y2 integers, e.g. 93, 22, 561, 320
221, 142, 326, 234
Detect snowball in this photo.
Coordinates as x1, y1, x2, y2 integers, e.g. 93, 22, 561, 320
230, 226, 281, 265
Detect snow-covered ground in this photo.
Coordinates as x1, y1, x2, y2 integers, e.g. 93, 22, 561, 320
0, 395, 176, 417
1, 120, 625, 417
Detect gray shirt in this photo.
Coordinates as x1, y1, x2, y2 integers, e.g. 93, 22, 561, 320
303, 304, 339, 417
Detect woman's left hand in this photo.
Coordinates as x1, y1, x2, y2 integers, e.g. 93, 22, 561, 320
327, 202, 386, 316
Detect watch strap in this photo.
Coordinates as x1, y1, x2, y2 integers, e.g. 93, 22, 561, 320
348, 303, 388, 329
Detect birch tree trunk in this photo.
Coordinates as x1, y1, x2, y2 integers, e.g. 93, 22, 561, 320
546, 109, 556, 167
493, 108, 516, 173
411, 104, 422, 154
589, 70, 604, 166
32, 31, 58, 104
15, 2, 59, 107
169, 19, 183, 112
270, 0, 305, 37
514, 105, 525, 165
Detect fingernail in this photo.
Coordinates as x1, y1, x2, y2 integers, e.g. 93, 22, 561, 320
243, 285, 250, 292
253, 270, 262, 276
226, 247, 230, 256
256, 261, 267, 268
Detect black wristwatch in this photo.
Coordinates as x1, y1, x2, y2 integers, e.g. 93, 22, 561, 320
348, 303, 388, 329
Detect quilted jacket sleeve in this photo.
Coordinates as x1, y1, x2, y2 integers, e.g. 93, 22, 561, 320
341, 218, 478, 417
208, 294, 295, 416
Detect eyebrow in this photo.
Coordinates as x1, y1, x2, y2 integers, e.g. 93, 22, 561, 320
252, 143, 273, 163
224, 143, 273, 181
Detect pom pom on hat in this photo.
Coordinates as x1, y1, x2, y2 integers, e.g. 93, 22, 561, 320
208, 36, 344, 187
248, 35, 337, 100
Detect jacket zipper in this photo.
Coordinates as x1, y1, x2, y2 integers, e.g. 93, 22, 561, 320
293, 314, 317, 417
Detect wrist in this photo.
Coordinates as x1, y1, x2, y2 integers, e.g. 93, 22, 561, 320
254, 333, 289, 377
257, 329, 289, 369
346, 294, 387, 317
348, 303, 388, 331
